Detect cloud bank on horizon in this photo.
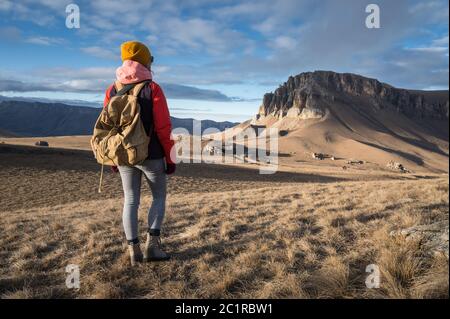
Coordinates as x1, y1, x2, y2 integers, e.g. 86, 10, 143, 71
0, 0, 448, 121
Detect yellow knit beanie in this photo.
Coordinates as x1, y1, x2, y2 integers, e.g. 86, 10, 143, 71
120, 41, 152, 66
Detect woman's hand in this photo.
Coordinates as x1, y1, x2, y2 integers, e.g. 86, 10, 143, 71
165, 163, 176, 175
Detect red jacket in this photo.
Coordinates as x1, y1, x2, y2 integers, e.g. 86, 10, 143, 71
103, 81, 175, 164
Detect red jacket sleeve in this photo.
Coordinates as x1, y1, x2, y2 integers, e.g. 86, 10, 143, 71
151, 82, 175, 164
103, 85, 114, 107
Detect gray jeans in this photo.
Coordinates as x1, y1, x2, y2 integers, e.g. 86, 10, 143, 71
118, 159, 167, 241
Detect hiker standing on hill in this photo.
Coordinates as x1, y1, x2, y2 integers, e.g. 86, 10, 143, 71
102, 41, 176, 265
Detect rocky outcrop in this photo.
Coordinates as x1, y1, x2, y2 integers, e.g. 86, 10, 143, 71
35, 141, 49, 147
387, 161, 410, 173
390, 221, 449, 259
258, 71, 449, 121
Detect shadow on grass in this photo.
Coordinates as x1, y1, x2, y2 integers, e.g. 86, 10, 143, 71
1, 144, 348, 184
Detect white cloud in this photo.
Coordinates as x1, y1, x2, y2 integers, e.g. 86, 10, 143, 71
433, 35, 449, 46
152, 65, 171, 74
409, 1, 449, 23
31, 67, 116, 81
253, 17, 279, 35
25, 36, 64, 46
60, 79, 99, 91
0, 0, 12, 11
405, 34, 449, 54
272, 36, 297, 51
407, 47, 448, 53
81, 46, 119, 60
26, 0, 72, 11
2, 1, 56, 26
212, 2, 268, 19
145, 17, 249, 56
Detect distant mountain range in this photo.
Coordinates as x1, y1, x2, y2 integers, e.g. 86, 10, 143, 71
0, 100, 238, 137
0, 128, 17, 137
0, 95, 102, 107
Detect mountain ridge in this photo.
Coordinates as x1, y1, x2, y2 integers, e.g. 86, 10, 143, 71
257, 71, 449, 121
0, 100, 237, 137
244, 71, 449, 173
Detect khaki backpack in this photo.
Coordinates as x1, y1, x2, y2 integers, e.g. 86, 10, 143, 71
91, 80, 151, 192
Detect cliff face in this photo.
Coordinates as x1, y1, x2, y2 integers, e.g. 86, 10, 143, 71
258, 71, 449, 121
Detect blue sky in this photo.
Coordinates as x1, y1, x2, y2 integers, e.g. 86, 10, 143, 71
0, 0, 448, 122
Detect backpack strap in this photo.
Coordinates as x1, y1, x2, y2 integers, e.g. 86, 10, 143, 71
113, 80, 151, 97
131, 80, 151, 97
136, 81, 154, 137
114, 82, 135, 96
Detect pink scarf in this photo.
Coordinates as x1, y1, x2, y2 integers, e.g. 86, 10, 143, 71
115, 60, 152, 84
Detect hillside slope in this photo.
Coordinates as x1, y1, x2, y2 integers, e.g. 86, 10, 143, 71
0, 128, 18, 137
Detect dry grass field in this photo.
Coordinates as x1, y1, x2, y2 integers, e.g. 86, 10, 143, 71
0, 140, 448, 299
